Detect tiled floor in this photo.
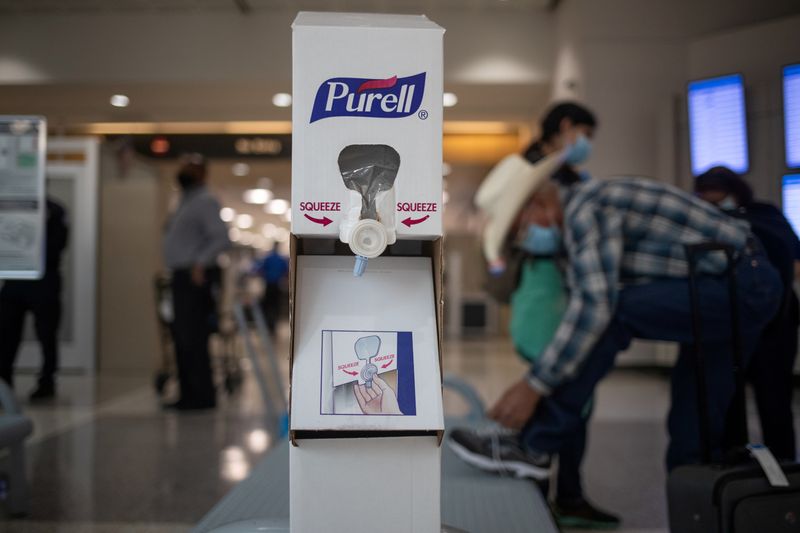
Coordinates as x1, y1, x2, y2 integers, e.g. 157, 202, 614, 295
2, 327, 798, 532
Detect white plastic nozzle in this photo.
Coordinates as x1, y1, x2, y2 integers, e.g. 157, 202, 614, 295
349, 219, 389, 276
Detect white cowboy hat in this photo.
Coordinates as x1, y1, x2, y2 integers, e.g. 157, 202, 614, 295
475, 150, 566, 264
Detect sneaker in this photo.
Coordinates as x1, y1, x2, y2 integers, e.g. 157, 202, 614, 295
29, 381, 55, 402
447, 426, 551, 479
552, 498, 621, 530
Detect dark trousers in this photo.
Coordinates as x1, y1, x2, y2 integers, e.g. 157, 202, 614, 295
171, 268, 219, 408
260, 281, 281, 334
0, 276, 61, 388
554, 402, 591, 502
748, 294, 799, 461
521, 249, 782, 471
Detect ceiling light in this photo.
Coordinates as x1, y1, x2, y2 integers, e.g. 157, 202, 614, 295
150, 136, 170, 155
443, 92, 458, 107
240, 232, 255, 246
275, 227, 290, 242
265, 198, 289, 215
272, 93, 293, 108
236, 214, 254, 229
220, 207, 236, 222
252, 235, 266, 249
232, 162, 250, 177
243, 188, 273, 204
229, 227, 241, 242
110, 94, 130, 108
262, 223, 277, 238
247, 429, 271, 454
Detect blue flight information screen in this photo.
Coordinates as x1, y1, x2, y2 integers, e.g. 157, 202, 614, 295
688, 73, 749, 176
782, 174, 800, 236
784, 64, 800, 169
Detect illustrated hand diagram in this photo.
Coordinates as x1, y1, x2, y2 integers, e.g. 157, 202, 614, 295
354, 375, 402, 415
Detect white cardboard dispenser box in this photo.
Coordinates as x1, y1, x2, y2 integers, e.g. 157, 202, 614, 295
289, 250, 445, 533
291, 12, 444, 242
289, 12, 445, 533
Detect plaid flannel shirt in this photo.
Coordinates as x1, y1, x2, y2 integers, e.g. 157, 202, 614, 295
528, 178, 750, 395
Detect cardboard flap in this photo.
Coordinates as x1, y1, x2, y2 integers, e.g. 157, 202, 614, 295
293, 11, 444, 31
290, 255, 444, 434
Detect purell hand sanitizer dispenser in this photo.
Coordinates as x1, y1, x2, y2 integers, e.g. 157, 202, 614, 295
289, 11, 445, 533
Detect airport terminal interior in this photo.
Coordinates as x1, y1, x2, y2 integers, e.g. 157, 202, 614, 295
1, 1, 800, 532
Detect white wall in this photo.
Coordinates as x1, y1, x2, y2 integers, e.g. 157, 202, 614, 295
97, 146, 161, 374
684, 15, 800, 203
552, 0, 800, 185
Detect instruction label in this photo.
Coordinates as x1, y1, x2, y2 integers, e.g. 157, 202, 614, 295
321, 330, 415, 416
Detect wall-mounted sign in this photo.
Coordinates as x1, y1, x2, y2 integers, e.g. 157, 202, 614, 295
112, 134, 291, 160
0, 116, 46, 279
688, 73, 749, 176
234, 137, 283, 155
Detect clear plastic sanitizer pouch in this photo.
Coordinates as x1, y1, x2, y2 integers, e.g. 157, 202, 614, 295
338, 145, 400, 276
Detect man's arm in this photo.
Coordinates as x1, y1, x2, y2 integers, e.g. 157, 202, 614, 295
196, 196, 232, 267
488, 205, 623, 429
527, 206, 623, 395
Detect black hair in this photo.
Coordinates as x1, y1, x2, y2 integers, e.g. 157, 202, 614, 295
176, 153, 208, 190
694, 166, 754, 206
540, 102, 597, 142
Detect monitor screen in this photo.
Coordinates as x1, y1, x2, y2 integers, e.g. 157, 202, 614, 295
688, 73, 749, 176
782, 174, 800, 236
784, 64, 800, 169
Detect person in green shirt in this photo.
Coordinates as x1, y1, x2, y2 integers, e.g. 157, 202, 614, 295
453, 102, 619, 530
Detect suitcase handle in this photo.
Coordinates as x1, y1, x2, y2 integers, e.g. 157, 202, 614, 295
684, 242, 748, 464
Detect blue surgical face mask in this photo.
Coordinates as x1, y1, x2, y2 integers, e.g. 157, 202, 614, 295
520, 224, 561, 256
565, 133, 592, 166
718, 196, 738, 211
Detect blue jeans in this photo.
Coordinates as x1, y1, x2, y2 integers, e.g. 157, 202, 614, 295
520, 249, 782, 470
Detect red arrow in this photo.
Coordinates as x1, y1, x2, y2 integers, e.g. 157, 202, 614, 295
401, 215, 430, 227
304, 213, 333, 227
381, 360, 393, 369
341, 369, 358, 376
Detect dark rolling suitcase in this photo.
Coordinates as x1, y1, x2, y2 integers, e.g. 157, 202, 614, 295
667, 242, 800, 533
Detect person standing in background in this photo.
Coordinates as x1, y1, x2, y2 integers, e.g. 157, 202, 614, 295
253, 247, 289, 335
523, 102, 596, 186
162, 154, 231, 410
695, 166, 800, 461
0, 197, 68, 401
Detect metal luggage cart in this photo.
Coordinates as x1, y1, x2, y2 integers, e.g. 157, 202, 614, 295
152, 272, 244, 399
232, 299, 288, 436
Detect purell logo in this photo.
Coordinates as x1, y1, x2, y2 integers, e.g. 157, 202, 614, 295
310, 73, 426, 123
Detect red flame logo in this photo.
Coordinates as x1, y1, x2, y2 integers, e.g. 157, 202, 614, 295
356, 75, 398, 93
